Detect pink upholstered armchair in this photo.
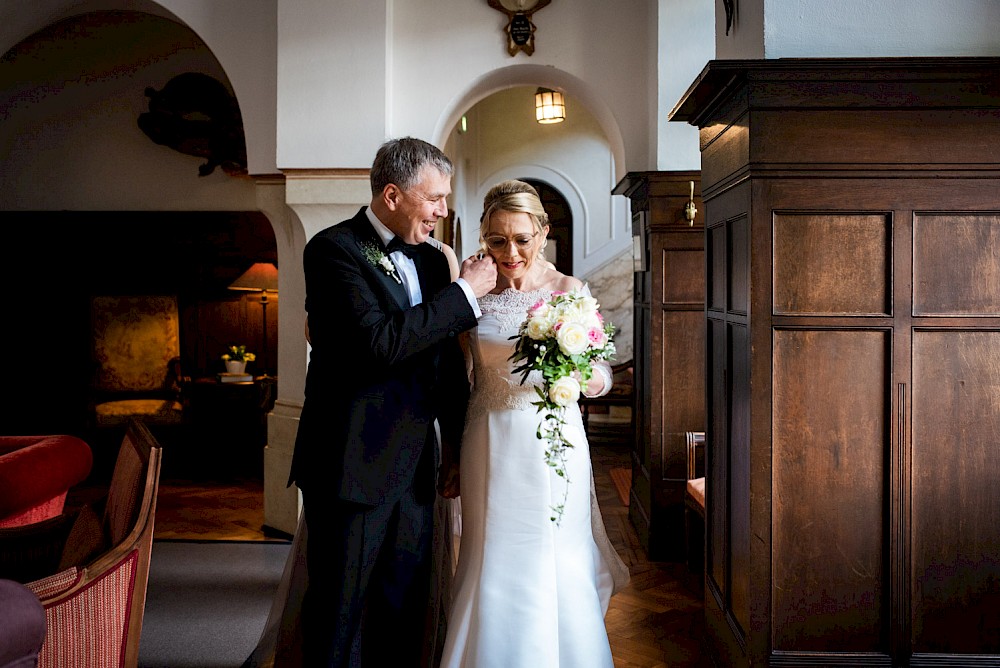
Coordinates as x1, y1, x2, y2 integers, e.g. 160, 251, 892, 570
0, 435, 93, 529
24, 419, 162, 668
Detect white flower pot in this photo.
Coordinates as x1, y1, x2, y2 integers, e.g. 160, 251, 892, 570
225, 360, 247, 374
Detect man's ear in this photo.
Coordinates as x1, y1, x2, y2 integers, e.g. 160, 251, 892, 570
382, 183, 401, 211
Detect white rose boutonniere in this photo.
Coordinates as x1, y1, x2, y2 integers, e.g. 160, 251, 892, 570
359, 240, 402, 284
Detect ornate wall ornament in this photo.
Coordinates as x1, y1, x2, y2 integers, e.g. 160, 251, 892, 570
138, 72, 248, 177
487, 0, 552, 56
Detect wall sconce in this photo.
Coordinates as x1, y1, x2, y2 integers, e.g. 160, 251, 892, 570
685, 181, 698, 227
535, 88, 565, 124
229, 262, 278, 377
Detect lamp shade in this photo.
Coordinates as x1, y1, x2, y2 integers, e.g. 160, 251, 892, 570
229, 262, 278, 293
535, 88, 566, 124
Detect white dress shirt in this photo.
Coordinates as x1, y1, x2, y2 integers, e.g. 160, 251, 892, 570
366, 207, 480, 315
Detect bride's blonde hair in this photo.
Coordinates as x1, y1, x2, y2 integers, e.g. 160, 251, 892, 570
479, 180, 549, 254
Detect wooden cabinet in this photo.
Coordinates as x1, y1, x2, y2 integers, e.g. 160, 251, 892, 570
181, 377, 277, 479
613, 172, 705, 561
671, 58, 1000, 666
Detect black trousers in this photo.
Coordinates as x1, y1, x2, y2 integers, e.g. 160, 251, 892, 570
300, 476, 435, 668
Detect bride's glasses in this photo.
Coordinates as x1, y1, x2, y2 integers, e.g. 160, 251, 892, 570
484, 232, 538, 252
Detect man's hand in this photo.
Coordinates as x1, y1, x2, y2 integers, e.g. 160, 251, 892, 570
460, 253, 498, 298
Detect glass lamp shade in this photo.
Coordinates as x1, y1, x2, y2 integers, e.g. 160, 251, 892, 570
535, 88, 566, 124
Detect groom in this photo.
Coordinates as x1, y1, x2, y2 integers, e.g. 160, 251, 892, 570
290, 137, 496, 667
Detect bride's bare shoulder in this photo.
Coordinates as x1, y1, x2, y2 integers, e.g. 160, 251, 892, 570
541, 268, 583, 292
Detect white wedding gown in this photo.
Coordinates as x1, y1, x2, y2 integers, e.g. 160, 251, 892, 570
439, 287, 629, 668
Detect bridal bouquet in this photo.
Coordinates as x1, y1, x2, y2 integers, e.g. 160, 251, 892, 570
509, 289, 616, 524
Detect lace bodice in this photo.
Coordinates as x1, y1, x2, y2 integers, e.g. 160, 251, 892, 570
466, 288, 551, 422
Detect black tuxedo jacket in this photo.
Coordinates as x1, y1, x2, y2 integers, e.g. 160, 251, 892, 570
290, 207, 476, 506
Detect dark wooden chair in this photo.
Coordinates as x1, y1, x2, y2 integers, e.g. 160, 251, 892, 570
684, 431, 706, 573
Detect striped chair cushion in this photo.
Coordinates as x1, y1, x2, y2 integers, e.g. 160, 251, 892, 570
25, 568, 80, 600
35, 550, 138, 668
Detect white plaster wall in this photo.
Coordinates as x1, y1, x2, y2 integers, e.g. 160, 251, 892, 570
657, 0, 715, 170
716, 0, 764, 59
277, 0, 388, 169
0, 11, 257, 210
719, 0, 1000, 59
0, 0, 279, 176
275, 0, 655, 174
153, 0, 278, 175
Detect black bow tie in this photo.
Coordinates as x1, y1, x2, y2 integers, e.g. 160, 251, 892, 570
386, 237, 421, 259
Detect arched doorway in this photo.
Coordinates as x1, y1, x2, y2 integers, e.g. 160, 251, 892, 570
523, 178, 573, 276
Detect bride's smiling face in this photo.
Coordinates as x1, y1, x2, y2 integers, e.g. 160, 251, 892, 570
483, 210, 548, 281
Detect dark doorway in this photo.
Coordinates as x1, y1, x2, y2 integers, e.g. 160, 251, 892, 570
523, 179, 572, 276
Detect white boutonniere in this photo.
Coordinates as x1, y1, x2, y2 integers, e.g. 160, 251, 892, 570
359, 240, 402, 284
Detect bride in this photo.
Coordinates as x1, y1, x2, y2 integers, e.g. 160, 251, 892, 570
244, 180, 627, 667
438, 179, 628, 667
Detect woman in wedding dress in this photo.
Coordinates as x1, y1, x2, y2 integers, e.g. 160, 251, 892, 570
438, 180, 629, 668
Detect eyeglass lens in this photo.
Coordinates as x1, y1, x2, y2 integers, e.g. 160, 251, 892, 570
485, 234, 536, 250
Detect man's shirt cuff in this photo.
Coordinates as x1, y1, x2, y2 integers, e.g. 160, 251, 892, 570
455, 278, 481, 318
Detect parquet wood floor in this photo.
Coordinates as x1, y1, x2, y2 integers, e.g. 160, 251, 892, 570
150, 443, 714, 666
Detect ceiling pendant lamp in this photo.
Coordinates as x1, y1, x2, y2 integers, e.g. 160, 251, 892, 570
534, 87, 565, 124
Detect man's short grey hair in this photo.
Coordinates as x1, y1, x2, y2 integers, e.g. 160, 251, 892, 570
371, 137, 454, 195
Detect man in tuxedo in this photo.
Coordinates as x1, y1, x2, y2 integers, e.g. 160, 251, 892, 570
290, 137, 496, 667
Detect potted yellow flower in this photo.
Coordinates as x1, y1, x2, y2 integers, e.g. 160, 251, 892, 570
221, 344, 256, 374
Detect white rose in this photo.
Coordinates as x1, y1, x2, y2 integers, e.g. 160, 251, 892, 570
548, 376, 581, 407
565, 297, 599, 325
556, 322, 590, 356
379, 257, 394, 272
525, 316, 551, 340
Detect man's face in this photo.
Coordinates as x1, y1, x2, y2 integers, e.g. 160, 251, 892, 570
383, 165, 451, 244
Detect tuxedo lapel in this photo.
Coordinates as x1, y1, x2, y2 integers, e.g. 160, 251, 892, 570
413, 243, 447, 302
347, 215, 409, 310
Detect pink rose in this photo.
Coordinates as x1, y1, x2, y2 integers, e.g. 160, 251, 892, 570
588, 327, 606, 346
552, 290, 567, 296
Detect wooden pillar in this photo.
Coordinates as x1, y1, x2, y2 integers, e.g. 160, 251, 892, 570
613, 172, 705, 561
671, 57, 1000, 667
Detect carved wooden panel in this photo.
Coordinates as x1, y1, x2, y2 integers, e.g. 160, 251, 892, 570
663, 247, 705, 305
709, 224, 727, 312
772, 329, 888, 652
913, 214, 1000, 316
707, 316, 728, 596
660, 309, 705, 477
728, 215, 749, 315
911, 330, 1000, 654
728, 321, 751, 639
773, 213, 890, 316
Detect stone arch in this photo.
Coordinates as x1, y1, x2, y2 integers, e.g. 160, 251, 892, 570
473, 164, 589, 271
431, 63, 628, 184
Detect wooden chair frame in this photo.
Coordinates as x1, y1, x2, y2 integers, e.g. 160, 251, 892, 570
684, 431, 706, 573
28, 419, 162, 668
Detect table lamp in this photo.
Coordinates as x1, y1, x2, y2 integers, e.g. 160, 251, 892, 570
229, 262, 278, 377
